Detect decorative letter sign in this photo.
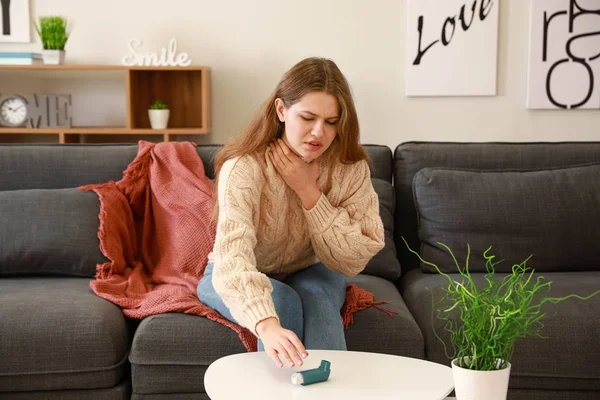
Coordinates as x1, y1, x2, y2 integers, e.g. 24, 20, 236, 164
526, 0, 600, 109
26, 94, 72, 128
121, 38, 192, 67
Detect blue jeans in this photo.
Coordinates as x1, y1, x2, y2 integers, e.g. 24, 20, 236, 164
197, 262, 347, 351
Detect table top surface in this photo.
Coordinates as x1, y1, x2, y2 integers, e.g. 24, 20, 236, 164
205, 350, 454, 400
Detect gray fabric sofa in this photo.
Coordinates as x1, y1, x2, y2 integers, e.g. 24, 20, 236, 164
0, 141, 598, 400
0, 143, 420, 399
396, 142, 600, 400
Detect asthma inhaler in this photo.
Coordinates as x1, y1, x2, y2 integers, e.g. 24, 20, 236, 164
291, 360, 331, 386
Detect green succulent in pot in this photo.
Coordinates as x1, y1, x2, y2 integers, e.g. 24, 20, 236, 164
34, 16, 71, 65
149, 98, 169, 110
35, 16, 70, 51
148, 98, 170, 129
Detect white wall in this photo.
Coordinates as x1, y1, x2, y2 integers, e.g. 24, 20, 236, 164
1, 0, 598, 150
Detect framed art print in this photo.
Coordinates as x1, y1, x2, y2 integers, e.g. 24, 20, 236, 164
526, 0, 600, 109
0, 0, 31, 43
405, 0, 500, 97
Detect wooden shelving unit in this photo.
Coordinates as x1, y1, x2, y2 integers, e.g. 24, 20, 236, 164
0, 65, 211, 144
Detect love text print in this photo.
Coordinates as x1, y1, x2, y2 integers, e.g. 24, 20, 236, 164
413, 0, 495, 65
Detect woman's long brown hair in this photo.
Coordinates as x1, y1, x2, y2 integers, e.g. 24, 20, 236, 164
212, 57, 368, 216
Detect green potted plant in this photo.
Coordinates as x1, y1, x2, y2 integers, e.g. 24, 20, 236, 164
35, 16, 70, 65
148, 98, 170, 129
403, 238, 600, 400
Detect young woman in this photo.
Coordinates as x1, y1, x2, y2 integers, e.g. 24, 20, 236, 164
197, 57, 384, 369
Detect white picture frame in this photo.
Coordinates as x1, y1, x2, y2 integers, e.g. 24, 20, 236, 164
405, 0, 500, 97
526, 0, 600, 110
0, 0, 31, 43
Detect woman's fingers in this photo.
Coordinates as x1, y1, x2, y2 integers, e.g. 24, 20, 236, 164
277, 139, 293, 160
262, 329, 307, 368
276, 344, 295, 368
266, 347, 283, 368
281, 339, 303, 366
270, 145, 287, 169
287, 332, 309, 360
269, 150, 284, 173
275, 139, 294, 164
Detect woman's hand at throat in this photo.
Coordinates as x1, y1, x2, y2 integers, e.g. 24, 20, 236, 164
269, 138, 322, 210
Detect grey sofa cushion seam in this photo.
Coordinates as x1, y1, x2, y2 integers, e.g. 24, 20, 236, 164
0, 351, 129, 376
511, 371, 600, 380
128, 360, 210, 367
411, 161, 600, 176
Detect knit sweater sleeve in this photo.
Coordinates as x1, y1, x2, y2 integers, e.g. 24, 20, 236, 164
303, 160, 385, 276
211, 156, 278, 335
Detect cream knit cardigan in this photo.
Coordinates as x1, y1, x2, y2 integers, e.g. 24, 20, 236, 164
208, 147, 385, 334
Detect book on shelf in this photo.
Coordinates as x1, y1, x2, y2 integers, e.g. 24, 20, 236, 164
0, 52, 43, 65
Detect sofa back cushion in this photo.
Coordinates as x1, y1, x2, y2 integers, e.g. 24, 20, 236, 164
394, 142, 600, 273
0, 188, 108, 277
412, 164, 600, 273
0, 144, 222, 190
361, 146, 400, 280
363, 178, 401, 280
0, 143, 398, 279
0, 144, 393, 191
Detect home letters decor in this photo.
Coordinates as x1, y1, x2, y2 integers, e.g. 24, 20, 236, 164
26, 94, 72, 128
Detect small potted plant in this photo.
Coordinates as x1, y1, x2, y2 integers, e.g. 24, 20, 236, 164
148, 98, 170, 129
403, 238, 600, 400
35, 16, 70, 65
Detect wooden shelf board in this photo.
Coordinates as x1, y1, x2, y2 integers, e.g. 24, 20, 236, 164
128, 66, 208, 71
0, 127, 208, 134
129, 128, 208, 134
0, 64, 208, 71
0, 65, 125, 71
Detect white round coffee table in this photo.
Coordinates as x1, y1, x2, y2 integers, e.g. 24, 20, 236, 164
205, 350, 454, 400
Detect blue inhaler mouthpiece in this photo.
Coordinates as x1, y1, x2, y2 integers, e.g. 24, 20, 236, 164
291, 360, 331, 386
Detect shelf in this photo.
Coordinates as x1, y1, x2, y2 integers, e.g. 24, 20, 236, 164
0, 64, 126, 71
0, 126, 208, 144
0, 65, 211, 144
0, 127, 208, 134
128, 69, 210, 130
0, 65, 208, 71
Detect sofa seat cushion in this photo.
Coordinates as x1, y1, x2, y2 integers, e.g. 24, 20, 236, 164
128, 275, 422, 396
0, 380, 131, 400
399, 269, 600, 391
129, 313, 247, 395
0, 278, 131, 392
344, 274, 423, 357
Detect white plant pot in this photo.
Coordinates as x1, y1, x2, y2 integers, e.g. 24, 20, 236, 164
41, 50, 65, 65
148, 109, 170, 129
452, 358, 511, 400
